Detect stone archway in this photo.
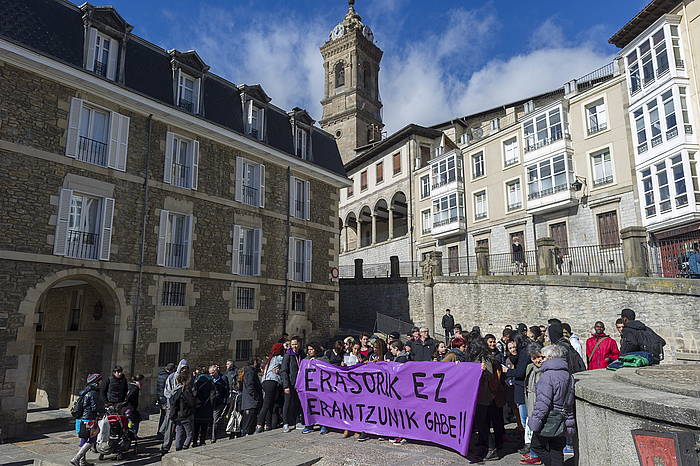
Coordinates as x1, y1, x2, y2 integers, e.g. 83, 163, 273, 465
5, 268, 129, 437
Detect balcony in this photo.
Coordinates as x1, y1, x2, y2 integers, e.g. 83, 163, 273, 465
431, 216, 466, 239
66, 230, 100, 260
651, 134, 663, 148
165, 243, 187, 268
93, 60, 107, 77
430, 175, 464, 197
241, 184, 260, 206
507, 202, 522, 212
239, 253, 256, 276
523, 129, 570, 162
172, 162, 191, 189
526, 183, 578, 214
587, 122, 607, 136
593, 175, 614, 187
77, 136, 108, 167
178, 99, 194, 112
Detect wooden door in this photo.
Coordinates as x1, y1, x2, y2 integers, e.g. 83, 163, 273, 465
60, 346, 77, 408
28, 345, 42, 402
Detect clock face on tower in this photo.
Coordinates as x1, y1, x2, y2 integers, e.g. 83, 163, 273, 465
331, 24, 345, 40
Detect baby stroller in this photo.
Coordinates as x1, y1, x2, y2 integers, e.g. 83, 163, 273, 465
96, 406, 136, 460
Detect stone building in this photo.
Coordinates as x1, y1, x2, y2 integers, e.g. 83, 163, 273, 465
0, 0, 347, 437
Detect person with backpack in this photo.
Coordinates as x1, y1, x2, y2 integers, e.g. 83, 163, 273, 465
547, 323, 586, 374
619, 308, 666, 365
169, 370, 196, 451
240, 358, 263, 436
70, 373, 104, 466
122, 374, 144, 436
209, 365, 229, 443
586, 321, 619, 370
192, 370, 215, 447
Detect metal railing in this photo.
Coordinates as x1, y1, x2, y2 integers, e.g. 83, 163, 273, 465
236, 287, 255, 309
507, 202, 522, 211
375, 312, 415, 337
685, 125, 693, 135
66, 230, 99, 259
587, 122, 608, 136
676, 59, 685, 70
241, 184, 259, 206
593, 175, 614, 187
178, 99, 194, 112
165, 243, 187, 268
487, 250, 537, 275
432, 175, 459, 189
666, 127, 679, 140
94, 60, 107, 77
576, 62, 615, 91
441, 256, 476, 276
651, 134, 663, 147
638, 142, 648, 154
172, 162, 191, 188
524, 128, 564, 152
552, 244, 624, 275
645, 235, 700, 278
239, 253, 257, 276
433, 216, 463, 228
77, 136, 108, 166
527, 182, 573, 200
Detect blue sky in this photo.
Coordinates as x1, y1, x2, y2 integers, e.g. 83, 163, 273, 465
108, 0, 649, 133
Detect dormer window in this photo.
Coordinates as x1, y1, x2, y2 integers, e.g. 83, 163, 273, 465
85, 28, 118, 81
295, 126, 310, 159
246, 101, 265, 140
177, 72, 199, 113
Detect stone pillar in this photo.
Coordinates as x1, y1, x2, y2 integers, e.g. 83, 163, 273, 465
475, 245, 489, 276
354, 258, 363, 279
388, 208, 394, 239
390, 255, 400, 278
536, 237, 556, 275
357, 220, 362, 248
371, 214, 377, 244
621, 226, 649, 278
420, 252, 442, 337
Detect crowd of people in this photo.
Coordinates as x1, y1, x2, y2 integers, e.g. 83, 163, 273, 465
69, 307, 665, 466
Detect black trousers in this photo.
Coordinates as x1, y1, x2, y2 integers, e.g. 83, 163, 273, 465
192, 420, 210, 446
241, 408, 258, 436
282, 387, 303, 426
531, 433, 566, 466
257, 380, 281, 427
444, 329, 453, 342
212, 405, 226, 441
471, 402, 505, 459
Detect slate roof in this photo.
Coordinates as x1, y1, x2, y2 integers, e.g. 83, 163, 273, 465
0, 0, 345, 178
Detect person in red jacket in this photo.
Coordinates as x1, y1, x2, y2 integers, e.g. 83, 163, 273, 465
586, 321, 620, 369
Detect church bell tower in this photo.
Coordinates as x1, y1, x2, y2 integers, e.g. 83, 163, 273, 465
319, 0, 383, 165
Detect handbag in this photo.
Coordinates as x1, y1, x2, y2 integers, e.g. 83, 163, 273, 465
539, 376, 573, 438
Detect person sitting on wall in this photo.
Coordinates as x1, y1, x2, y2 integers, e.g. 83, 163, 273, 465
619, 308, 666, 365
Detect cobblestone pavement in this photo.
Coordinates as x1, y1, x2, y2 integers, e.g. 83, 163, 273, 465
2, 415, 574, 465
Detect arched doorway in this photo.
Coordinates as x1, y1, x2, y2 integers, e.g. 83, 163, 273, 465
374, 199, 390, 243
345, 212, 358, 251
391, 192, 408, 237
359, 206, 373, 247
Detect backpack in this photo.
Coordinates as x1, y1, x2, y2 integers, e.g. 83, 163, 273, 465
70, 394, 85, 419
639, 327, 666, 364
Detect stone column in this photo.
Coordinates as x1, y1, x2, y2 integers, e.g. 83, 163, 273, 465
371, 214, 377, 245
536, 237, 556, 275
475, 245, 490, 276
420, 252, 442, 337
354, 258, 363, 279
388, 208, 394, 239
390, 255, 400, 278
357, 220, 362, 248
621, 226, 649, 278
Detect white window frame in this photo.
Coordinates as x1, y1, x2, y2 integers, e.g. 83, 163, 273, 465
288, 237, 312, 282
421, 209, 432, 235
156, 210, 193, 268
54, 189, 114, 261
638, 152, 695, 219
432, 153, 462, 188
590, 148, 614, 187
471, 152, 485, 180
523, 106, 564, 151
625, 24, 673, 96
420, 175, 430, 199
505, 178, 522, 212
473, 190, 488, 221
526, 154, 574, 200
176, 71, 200, 113
631, 85, 685, 154
290, 176, 311, 220
231, 225, 262, 276
164, 132, 199, 190
502, 136, 519, 168
235, 156, 265, 207
85, 27, 118, 81
295, 125, 311, 160
584, 97, 608, 136
432, 192, 464, 228
245, 100, 265, 141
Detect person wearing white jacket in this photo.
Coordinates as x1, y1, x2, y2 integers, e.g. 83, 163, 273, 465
562, 323, 586, 369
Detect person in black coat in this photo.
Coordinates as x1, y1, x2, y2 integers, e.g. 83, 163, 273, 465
209, 365, 229, 442
156, 363, 175, 436
103, 365, 128, 404
240, 359, 263, 436
122, 374, 144, 436
409, 327, 436, 361
441, 309, 455, 342
548, 323, 586, 373
192, 373, 215, 447
280, 336, 304, 432
169, 372, 196, 451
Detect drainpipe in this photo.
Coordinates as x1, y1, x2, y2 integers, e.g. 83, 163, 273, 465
282, 166, 291, 334
408, 139, 415, 269
131, 114, 153, 373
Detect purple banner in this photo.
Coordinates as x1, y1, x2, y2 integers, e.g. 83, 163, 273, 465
295, 359, 481, 456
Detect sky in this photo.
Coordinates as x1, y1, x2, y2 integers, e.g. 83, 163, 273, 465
108, 0, 650, 133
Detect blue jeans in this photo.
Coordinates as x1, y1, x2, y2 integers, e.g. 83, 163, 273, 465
518, 404, 538, 459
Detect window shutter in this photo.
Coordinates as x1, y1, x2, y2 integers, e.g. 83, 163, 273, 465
289, 176, 296, 216
260, 108, 266, 142
253, 228, 261, 276
235, 157, 244, 202
174, 69, 181, 106
106, 39, 118, 81
245, 100, 253, 133
231, 225, 241, 274
191, 140, 199, 190
304, 240, 312, 282
157, 210, 169, 266
108, 112, 129, 171
99, 197, 114, 260
304, 180, 311, 220
183, 214, 193, 268
65, 98, 83, 158
164, 132, 174, 184
53, 188, 73, 255
287, 237, 295, 281
258, 164, 265, 208
193, 78, 201, 114
85, 28, 97, 71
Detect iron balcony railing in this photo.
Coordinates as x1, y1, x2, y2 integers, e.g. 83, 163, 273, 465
667, 127, 679, 140
239, 253, 256, 276
524, 128, 565, 152
432, 175, 459, 189
527, 182, 573, 201
475, 212, 487, 220
651, 134, 663, 147
593, 175, 614, 187
507, 202, 522, 211
165, 243, 187, 268
504, 158, 519, 168
638, 142, 648, 154
172, 162, 191, 188
656, 66, 670, 79
677, 59, 685, 70
241, 185, 259, 206
552, 244, 624, 275
575, 62, 615, 92
685, 125, 693, 135
236, 287, 255, 309
77, 136, 108, 166
433, 216, 462, 228
294, 200, 305, 217
645, 234, 700, 278
66, 230, 99, 260
487, 250, 538, 276
178, 99, 194, 112
94, 60, 107, 77
587, 122, 608, 136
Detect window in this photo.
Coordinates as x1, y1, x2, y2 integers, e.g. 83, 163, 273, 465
628, 50, 641, 94
523, 100, 534, 114
158, 342, 181, 367
334, 61, 345, 88
161, 281, 186, 306
291, 291, 306, 312
476, 238, 489, 249
490, 118, 500, 131
432, 193, 464, 227
295, 126, 310, 159
347, 182, 354, 198
420, 175, 430, 198
236, 340, 253, 362
245, 101, 265, 140
591, 149, 613, 186
474, 190, 487, 220
68, 290, 82, 331
656, 161, 671, 213
86, 28, 118, 80
236, 287, 255, 310
420, 145, 431, 167
641, 39, 655, 85
586, 98, 608, 135
642, 168, 656, 217
432, 154, 462, 188
290, 176, 311, 220
503, 137, 519, 167
360, 170, 368, 191
506, 179, 522, 211
523, 107, 563, 151
421, 209, 431, 234
671, 155, 688, 207
54, 189, 114, 261
653, 28, 669, 77
670, 25, 684, 69
633, 87, 688, 154
471, 152, 485, 179
66, 98, 129, 170
165, 133, 199, 190
597, 211, 620, 248
662, 90, 678, 139
550, 222, 568, 250
235, 157, 265, 207
232, 226, 261, 276
177, 72, 197, 112
376, 161, 384, 184
157, 211, 193, 268
393, 153, 401, 175
679, 87, 691, 134
626, 26, 679, 97
288, 238, 312, 282
690, 152, 700, 204
649, 99, 662, 147
526, 154, 573, 200
448, 246, 459, 273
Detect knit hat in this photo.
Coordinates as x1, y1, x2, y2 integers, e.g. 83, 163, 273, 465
86, 373, 102, 385
548, 323, 564, 343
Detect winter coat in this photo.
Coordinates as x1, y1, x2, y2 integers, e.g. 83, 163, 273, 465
170, 385, 196, 421
261, 355, 283, 384
524, 363, 542, 418
620, 320, 666, 364
410, 337, 436, 361
527, 358, 576, 437
122, 382, 142, 422
280, 352, 302, 389
393, 351, 410, 363
441, 313, 455, 331
569, 333, 586, 365
224, 367, 238, 388
506, 350, 531, 405
79, 384, 103, 420
156, 368, 170, 406
586, 333, 620, 369
325, 349, 344, 366
164, 359, 189, 408
103, 374, 128, 404
193, 374, 215, 421
241, 365, 263, 411
447, 348, 467, 362
555, 338, 587, 374
211, 374, 230, 408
